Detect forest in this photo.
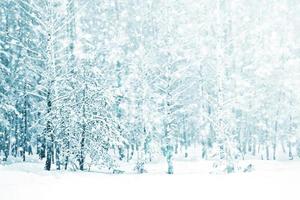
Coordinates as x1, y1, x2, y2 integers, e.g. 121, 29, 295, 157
0, 0, 300, 175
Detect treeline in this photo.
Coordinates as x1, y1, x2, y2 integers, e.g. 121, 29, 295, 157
0, 0, 300, 174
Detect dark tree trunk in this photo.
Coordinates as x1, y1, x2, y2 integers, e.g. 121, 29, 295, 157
45, 144, 52, 171
12, 116, 18, 157
64, 132, 70, 170
79, 85, 86, 171
45, 89, 53, 171
45, 121, 53, 171
40, 136, 46, 159
3, 129, 9, 161
79, 127, 85, 171
55, 142, 61, 170
23, 82, 28, 162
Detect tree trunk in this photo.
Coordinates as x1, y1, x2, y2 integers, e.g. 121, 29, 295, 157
22, 81, 29, 162
64, 132, 70, 170
266, 145, 269, 160
55, 142, 61, 170
272, 143, 276, 160
79, 85, 87, 171
45, 89, 53, 171
79, 126, 85, 171
166, 145, 174, 174
288, 142, 293, 160
45, 142, 52, 171
252, 141, 256, 156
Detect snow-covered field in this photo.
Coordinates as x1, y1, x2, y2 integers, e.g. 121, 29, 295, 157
1, 158, 300, 200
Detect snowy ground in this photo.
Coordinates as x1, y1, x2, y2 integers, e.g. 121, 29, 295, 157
1, 157, 300, 200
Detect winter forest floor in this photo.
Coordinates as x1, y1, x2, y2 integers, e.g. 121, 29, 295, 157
1, 153, 300, 200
